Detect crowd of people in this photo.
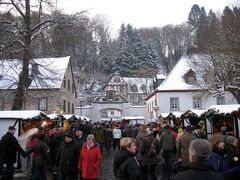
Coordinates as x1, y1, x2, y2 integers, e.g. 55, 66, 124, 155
0, 119, 240, 180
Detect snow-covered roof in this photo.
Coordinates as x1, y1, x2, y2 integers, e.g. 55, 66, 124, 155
0, 110, 46, 119
0, 56, 70, 89
160, 111, 184, 118
160, 113, 169, 118
123, 77, 153, 93
122, 116, 145, 120
156, 74, 166, 79
47, 113, 59, 119
157, 55, 200, 91
183, 109, 206, 116
75, 115, 90, 121
63, 114, 75, 120
207, 104, 240, 114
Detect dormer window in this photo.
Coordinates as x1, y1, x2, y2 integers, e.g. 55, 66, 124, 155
184, 69, 196, 84
187, 76, 196, 84
130, 84, 138, 92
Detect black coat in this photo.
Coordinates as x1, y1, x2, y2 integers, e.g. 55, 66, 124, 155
1, 132, 25, 164
56, 140, 80, 173
75, 134, 86, 150
173, 160, 226, 180
113, 149, 140, 180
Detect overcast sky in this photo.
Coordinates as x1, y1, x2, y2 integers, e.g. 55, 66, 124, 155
58, 0, 233, 35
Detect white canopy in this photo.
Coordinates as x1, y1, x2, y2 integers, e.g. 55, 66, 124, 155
0, 110, 46, 119
207, 104, 240, 114
122, 116, 145, 120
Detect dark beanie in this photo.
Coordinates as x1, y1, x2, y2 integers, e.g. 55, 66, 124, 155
65, 131, 74, 139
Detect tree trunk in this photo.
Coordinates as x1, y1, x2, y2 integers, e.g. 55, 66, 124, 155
11, 0, 31, 110
229, 89, 240, 104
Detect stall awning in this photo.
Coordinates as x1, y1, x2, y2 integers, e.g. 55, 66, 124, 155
0, 110, 47, 119
207, 104, 240, 114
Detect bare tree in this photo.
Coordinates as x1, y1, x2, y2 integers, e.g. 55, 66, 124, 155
189, 5, 240, 103
0, 0, 85, 110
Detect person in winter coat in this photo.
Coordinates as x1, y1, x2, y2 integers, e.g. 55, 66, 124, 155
173, 139, 226, 180
122, 124, 133, 138
225, 136, 240, 180
135, 124, 147, 165
225, 136, 240, 167
28, 126, 45, 150
159, 125, 176, 175
177, 126, 196, 168
208, 134, 240, 179
104, 125, 113, 153
56, 131, 81, 180
1, 126, 26, 180
93, 123, 105, 152
141, 129, 161, 180
75, 126, 87, 151
113, 137, 141, 180
26, 134, 51, 180
208, 134, 229, 173
78, 134, 102, 180
48, 127, 65, 177
113, 125, 122, 151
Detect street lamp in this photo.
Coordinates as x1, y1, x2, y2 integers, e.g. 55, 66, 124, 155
79, 99, 83, 116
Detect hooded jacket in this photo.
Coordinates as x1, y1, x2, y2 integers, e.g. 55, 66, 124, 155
113, 149, 140, 180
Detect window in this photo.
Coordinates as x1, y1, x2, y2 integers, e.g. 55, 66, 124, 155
141, 84, 147, 92
111, 110, 114, 115
114, 76, 120, 83
63, 76, 66, 88
108, 91, 114, 100
130, 84, 138, 92
187, 76, 196, 84
38, 98, 48, 111
193, 97, 202, 109
72, 103, 74, 114
170, 97, 179, 111
217, 96, 225, 105
0, 99, 4, 110
63, 100, 66, 112
68, 101, 70, 113
68, 80, 70, 91
72, 83, 74, 93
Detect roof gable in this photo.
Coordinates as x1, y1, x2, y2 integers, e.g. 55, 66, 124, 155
157, 55, 200, 91
0, 56, 70, 89
123, 77, 153, 93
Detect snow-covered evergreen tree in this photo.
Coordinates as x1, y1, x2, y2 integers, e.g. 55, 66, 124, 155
113, 23, 158, 77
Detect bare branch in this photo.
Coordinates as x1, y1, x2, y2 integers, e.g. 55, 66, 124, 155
10, 0, 25, 17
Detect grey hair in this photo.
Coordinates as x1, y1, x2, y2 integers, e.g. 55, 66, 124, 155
86, 134, 95, 141
189, 139, 212, 160
226, 136, 237, 145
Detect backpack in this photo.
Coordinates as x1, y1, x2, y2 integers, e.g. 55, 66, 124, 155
147, 138, 157, 157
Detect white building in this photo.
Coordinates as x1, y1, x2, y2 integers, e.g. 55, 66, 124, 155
146, 54, 238, 120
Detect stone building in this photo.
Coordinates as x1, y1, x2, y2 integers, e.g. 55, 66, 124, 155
0, 56, 76, 114
75, 72, 155, 122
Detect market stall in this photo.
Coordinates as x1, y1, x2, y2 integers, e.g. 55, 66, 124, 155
203, 104, 240, 138
158, 111, 183, 127
181, 109, 205, 127
0, 110, 48, 169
